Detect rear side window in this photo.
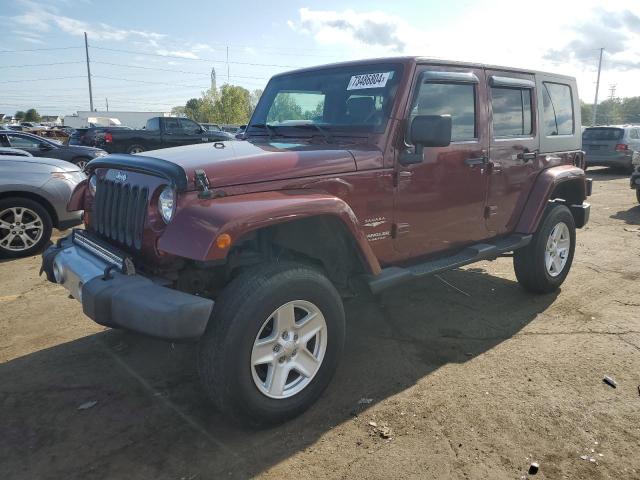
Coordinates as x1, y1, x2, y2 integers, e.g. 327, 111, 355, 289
491, 87, 533, 137
582, 128, 624, 141
542, 83, 574, 136
411, 83, 476, 141
146, 117, 160, 130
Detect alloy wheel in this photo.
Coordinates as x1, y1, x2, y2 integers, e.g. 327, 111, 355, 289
0, 207, 44, 252
251, 300, 327, 399
545, 222, 571, 277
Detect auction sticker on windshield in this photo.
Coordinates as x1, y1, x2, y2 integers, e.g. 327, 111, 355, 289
347, 72, 392, 90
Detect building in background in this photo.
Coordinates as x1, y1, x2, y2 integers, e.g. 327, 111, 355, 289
63, 110, 172, 129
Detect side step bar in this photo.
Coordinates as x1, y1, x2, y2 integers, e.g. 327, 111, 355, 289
367, 234, 532, 294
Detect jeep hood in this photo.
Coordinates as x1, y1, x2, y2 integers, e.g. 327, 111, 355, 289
136, 140, 357, 189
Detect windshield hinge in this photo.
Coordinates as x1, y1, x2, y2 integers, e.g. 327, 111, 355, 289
194, 169, 212, 199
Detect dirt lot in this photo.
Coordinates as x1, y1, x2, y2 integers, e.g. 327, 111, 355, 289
1, 168, 639, 479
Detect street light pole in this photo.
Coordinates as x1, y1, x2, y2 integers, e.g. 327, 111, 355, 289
592, 47, 604, 126
84, 32, 94, 112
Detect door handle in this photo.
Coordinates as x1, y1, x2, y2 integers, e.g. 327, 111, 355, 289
517, 150, 538, 162
465, 154, 488, 167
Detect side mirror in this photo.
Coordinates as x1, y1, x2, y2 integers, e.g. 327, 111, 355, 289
401, 115, 452, 165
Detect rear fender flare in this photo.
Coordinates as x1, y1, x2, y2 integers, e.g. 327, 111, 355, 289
158, 190, 381, 275
516, 165, 586, 233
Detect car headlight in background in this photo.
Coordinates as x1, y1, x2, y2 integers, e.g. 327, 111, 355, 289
88, 174, 97, 195
93, 151, 108, 157
158, 186, 175, 223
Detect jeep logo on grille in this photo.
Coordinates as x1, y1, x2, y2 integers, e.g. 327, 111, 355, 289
114, 171, 127, 182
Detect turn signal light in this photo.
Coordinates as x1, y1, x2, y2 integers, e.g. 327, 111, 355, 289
104, 132, 113, 143
216, 233, 232, 249
615, 143, 629, 152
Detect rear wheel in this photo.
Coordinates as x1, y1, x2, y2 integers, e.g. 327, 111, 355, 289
0, 197, 52, 258
197, 261, 345, 426
514, 204, 576, 293
127, 145, 145, 154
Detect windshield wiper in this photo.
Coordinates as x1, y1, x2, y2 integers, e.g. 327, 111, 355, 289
248, 123, 279, 140
289, 123, 335, 143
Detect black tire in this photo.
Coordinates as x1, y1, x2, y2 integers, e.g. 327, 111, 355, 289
198, 261, 345, 426
0, 197, 53, 258
636, 188, 640, 204
127, 145, 145, 154
514, 204, 576, 294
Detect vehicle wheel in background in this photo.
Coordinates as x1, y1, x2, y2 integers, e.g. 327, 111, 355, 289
127, 145, 145, 154
198, 261, 345, 426
514, 204, 576, 294
636, 188, 640, 204
0, 197, 53, 258
72, 157, 90, 171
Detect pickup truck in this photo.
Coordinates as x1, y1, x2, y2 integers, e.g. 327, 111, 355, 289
42, 57, 591, 426
96, 116, 234, 154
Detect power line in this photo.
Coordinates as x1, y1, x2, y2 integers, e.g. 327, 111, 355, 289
92, 74, 208, 88
92, 61, 269, 80
0, 61, 84, 69
0, 46, 83, 53
90, 45, 301, 68
0, 75, 85, 83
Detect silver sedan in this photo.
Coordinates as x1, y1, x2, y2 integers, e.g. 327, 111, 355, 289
0, 150, 85, 258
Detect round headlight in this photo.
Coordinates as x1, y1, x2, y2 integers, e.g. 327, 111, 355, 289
88, 174, 97, 195
158, 186, 175, 223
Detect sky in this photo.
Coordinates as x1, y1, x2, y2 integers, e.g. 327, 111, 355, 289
1, 0, 639, 116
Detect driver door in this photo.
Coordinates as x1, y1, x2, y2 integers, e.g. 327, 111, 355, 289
394, 66, 491, 258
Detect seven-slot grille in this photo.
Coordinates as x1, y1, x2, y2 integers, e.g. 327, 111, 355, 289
92, 177, 148, 249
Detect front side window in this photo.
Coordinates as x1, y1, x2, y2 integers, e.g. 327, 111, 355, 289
146, 117, 160, 130
249, 64, 403, 136
542, 82, 574, 136
629, 129, 639, 140
491, 87, 533, 137
410, 82, 476, 141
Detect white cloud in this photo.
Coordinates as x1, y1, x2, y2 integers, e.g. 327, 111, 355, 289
11, 1, 166, 45
156, 49, 199, 59
288, 2, 640, 100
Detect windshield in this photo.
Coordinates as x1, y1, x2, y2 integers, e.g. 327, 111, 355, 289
248, 63, 403, 136
583, 128, 624, 141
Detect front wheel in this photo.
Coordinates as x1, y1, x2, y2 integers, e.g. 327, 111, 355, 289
514, 204, 576, 294
198, 261, 345, 426
0, 197, 53, 258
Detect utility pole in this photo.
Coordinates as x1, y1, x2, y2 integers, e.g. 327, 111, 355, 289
591, 47, 604, 126
608, 84, 616, 101
226, 46, 230, 84
84, 32, 94, 112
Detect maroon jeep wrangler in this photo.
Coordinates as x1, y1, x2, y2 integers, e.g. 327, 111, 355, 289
42, 57, 591, 425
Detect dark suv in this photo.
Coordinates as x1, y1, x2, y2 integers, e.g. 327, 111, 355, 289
42, 57, 591, 425
583, 125, 640, 173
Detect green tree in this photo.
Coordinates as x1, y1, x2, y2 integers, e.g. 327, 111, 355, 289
249, 89, 263, 111
211, 85, 251, 124
14, 111, 26, 121
266, 93, 303, 122
171, 105, 186, 117
24, 108, 41, 122
184, 98, 203, 121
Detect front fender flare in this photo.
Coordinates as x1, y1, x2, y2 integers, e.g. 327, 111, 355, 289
158, 190, 381, 275
515, 165, 586, 234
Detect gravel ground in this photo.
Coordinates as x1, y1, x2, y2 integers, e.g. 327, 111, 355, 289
1, 167, 639, 479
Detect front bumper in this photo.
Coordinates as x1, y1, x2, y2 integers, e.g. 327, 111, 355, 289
41, 231, 214, 340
